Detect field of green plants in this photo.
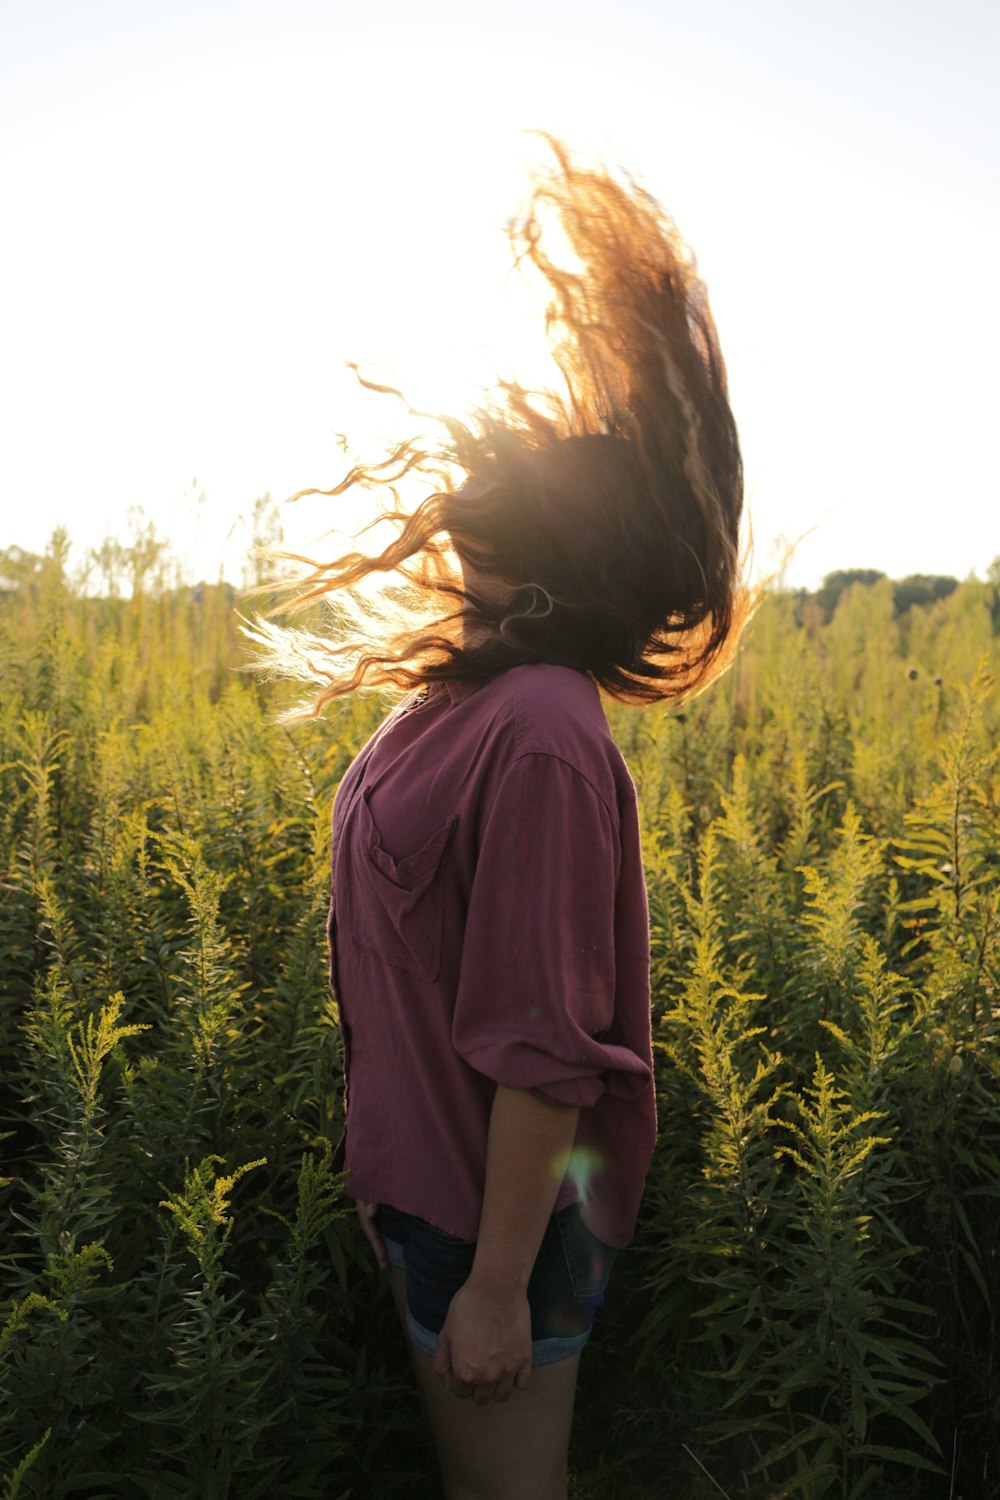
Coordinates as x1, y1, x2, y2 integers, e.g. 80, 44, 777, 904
2, 534, 999, 1499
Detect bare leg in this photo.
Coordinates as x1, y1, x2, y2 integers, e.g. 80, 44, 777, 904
388, 1265, 578, 1500
410, 1341, 579, 1500
388, 1264, 434, 1432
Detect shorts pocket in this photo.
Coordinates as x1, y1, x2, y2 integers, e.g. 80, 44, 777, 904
555, 1203, 617, 1300
347, 787, 458, 981
405, 1217, 477, 1335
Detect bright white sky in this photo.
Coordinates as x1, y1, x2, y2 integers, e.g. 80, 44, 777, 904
2, 0, 998, 591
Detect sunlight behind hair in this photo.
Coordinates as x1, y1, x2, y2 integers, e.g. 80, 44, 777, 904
1, 40, 997, 590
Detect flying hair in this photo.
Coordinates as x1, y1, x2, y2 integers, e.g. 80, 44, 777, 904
240, 132, 758, 719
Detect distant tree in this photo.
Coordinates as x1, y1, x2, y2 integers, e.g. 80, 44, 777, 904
815, 569, 887, 621
987, 555, 1000, 635
90, 536, 127, 598
123, 506, 170, 597
0, 544, 45, 594
891, 574, 959, 614
85, 508, 173, 599
229, 491, 286, 591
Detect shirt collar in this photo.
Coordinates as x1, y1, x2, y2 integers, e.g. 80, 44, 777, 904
441, 677, 479, 706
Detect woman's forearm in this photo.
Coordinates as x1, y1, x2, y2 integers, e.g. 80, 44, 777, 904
468, 1083, 580, 1297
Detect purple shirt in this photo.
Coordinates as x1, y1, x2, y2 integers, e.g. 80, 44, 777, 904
328, 662, 657, 1249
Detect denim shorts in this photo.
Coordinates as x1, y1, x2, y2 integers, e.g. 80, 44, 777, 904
377, 1200, 617, 1367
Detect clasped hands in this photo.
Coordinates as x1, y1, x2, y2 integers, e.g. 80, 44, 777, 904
433, 1277, 533, 1405
355, 1197, 533, 1404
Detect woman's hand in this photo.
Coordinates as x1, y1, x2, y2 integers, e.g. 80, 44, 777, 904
354, 1199, 388, 1272
433, 1278, 532, 1405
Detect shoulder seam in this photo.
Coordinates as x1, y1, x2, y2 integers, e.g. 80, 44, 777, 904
507, 748, 618, 825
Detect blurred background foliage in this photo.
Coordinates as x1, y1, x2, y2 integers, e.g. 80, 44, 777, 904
1, 513, 998, 1498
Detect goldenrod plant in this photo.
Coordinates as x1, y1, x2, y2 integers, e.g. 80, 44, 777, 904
1, 530, 998, 1497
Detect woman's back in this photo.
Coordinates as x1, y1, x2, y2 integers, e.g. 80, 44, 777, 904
329, 661, 656, 1249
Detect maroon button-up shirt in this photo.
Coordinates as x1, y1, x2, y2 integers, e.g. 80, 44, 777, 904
328, 662, 657, 1249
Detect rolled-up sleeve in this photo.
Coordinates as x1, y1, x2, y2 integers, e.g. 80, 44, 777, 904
452, 752, 652, 1109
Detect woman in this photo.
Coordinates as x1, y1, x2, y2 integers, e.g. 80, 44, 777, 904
246, 134, 749, 1499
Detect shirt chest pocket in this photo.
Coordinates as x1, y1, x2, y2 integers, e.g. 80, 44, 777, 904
347, 785, 459, 982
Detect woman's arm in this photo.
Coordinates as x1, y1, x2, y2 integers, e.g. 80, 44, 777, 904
433, 1083, 580, 1404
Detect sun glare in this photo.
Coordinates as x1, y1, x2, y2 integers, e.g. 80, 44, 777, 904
2, 37, 997, 590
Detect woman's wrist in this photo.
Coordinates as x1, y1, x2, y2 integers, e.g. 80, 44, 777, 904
467, 1254, 534, 1300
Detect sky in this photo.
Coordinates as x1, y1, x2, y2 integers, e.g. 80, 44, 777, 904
1, 0, 998, 592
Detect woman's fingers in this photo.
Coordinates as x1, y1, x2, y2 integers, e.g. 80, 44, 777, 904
354, 1199, 388, 1271
460, 1375, 517, 1404
434, 1282, 533, 1401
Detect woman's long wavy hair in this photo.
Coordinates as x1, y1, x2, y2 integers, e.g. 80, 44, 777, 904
242, 133, 755, 717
